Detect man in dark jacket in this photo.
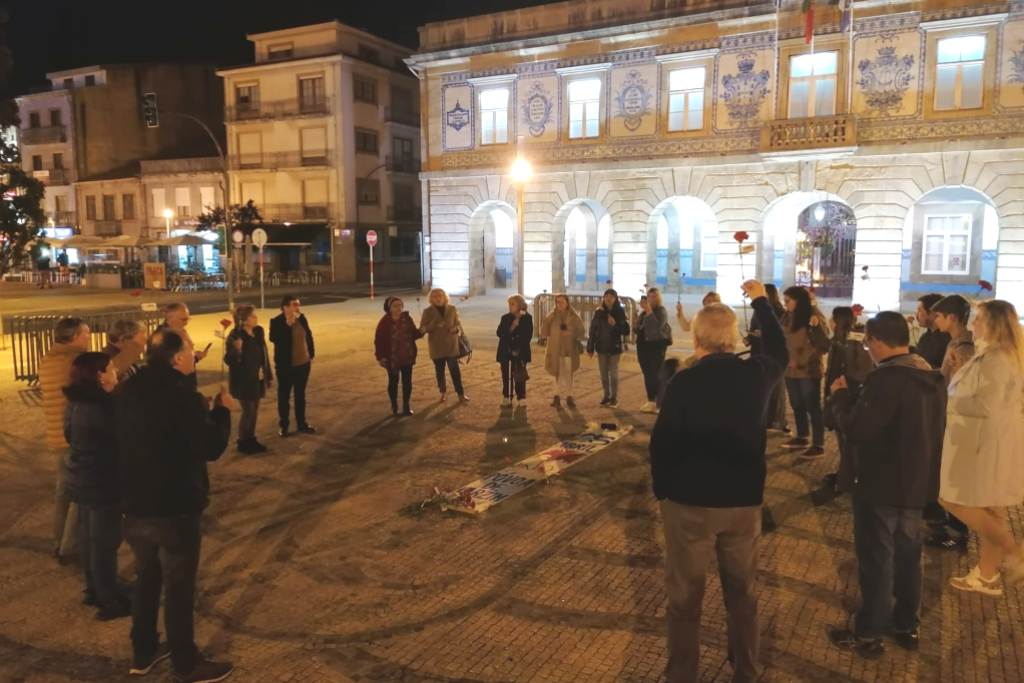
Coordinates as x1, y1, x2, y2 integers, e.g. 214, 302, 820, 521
586, 288, 630, 407
826, 311, 946, 659
269, 294, 316, 437
115, 330, 235, 682
910, 293, 949, 369
650, 280, 788, 683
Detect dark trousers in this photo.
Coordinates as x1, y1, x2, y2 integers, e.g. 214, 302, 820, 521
500, 359, 527, 399
78, 502, 123, 607
785, 377, 824, 447
433, 357, 464, 396
238, 398, 260, 442
637, 341, 667, 402
125, 514, 202, 675
852, 496, 923, 638
277, 362, 311, 429
924, 500, 968, 536
661, 500, 760, 683
387, 366, 413, 409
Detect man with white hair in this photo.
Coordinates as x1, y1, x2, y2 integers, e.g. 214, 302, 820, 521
650, 280, 788, 683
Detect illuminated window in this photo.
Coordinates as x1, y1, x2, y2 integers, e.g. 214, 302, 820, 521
668, 67, 705, 131
922, 215, 971, 274
935, 35, 985, 111
568, 78, 601, 139
700, 227, 718, 272
479, 88, 509, 145
235, 83, 259, 112
788, 51, 837, 118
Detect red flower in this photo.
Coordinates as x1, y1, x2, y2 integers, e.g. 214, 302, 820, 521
978, 279, 993, 292
733, 231, 749, 243
220, 318, 232, 328
852, 304, 864, 317
129, 289, 142, 297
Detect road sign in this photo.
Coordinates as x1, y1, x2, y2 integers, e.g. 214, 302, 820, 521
232, 229, 244, 244
252, 228, 268, 248
366, 230, 378, 247
141, 92, 159, 128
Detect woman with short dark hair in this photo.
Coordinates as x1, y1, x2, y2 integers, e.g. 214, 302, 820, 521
63, 351, 130, 620
781, 286, 830, 457
375, 296, 424, 416
225, 304, 273, 453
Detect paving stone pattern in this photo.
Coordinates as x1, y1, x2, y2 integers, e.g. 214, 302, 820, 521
0, 296, 1022, 682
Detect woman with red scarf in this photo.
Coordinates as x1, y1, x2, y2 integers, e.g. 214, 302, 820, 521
375, 296, 424, 416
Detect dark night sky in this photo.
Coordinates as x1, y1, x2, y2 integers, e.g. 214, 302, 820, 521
6, 0, 562, 93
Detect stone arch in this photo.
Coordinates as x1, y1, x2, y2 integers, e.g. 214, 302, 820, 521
467, 200, 517, 296
646, 196, 719, 295
552, 198, 611, 292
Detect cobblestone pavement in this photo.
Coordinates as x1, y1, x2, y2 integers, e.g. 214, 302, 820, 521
1, 295, 1022, 682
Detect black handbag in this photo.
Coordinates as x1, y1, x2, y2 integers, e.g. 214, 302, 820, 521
457, 328, 472, 361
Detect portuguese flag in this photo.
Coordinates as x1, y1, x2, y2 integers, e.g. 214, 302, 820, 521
803, 0, 814, 44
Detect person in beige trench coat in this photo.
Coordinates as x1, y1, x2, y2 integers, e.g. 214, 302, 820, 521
939, 300, 1024, 596
540, 294, 586, 408
419, 288, 469, 403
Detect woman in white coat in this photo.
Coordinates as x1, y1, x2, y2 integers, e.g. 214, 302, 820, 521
939, 299, 1024, 595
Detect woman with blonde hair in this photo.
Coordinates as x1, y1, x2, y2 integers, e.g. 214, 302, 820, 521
636, 287, 672, 412
939, 299, 1024, 595
419, 288, 468, 403
541, 294, 585, 408
496, 294, 533, 407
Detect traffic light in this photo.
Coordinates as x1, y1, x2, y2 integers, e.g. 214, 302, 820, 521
142, 92, 159, 128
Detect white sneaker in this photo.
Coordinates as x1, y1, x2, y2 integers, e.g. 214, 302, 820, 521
517, 398, 527, 407
607, 399, 619, 408
950, 566, 1003, 596
502, 397, 513, 408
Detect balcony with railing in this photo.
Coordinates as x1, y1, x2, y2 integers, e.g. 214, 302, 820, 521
387, 205, 422, 222
225, 97, 330, 122
51, 210, 76, 226
32, 168, 72, 185
259, 203, 336, 223
229, 151, 333, 170
383, 106, 419, 127
93, 220, 122, 236
760, 115, 857, 154
386, 155, 421, 174
21, 125, 67, 145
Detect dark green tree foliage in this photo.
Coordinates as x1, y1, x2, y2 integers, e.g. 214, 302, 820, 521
0, 8, 45, 277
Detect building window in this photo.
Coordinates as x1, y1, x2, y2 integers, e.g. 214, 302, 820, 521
935, 35, 985, 111
355, 128, 378, 154
358, 44, 380, 64
52, 153, 63, 169
85, 196, 97, 220
31, 154, 42, 170
28, 112, 40, 128
298, 75, 325, 112
300, 127, 328, 165
50, 109, 62, 126
54, 194, 67, 213
479, 88, 510, 145
392, 136, 414, 161
102, 195, 116, 220
235, 83, 259, 112
788, 51, 837, 118
122, 194, 135, 220
175, 187, 191, 218
354, 77, 377, 104
668, 67, 705, 132
568, 78, 601, 139
63, 78, 74, 89
199, 186, 216, 212
390, 231, 420, 262
268, 44, 293, 61
237, 132, 262, 168
151, 188, 166, 217
922, 215, 971, 274
700, 229, 718, 272
357, 178, 380, 205
84, 75, 96, 86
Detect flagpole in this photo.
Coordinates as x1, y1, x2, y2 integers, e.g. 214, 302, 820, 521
846, 0, 855, 114
773, 0, 781, 119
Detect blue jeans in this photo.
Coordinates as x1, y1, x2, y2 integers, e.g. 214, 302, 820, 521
852, 496, 923, 638
78, 502, 123, 607
785, 377, 823, 447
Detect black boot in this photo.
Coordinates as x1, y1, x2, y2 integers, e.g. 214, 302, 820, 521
390, 400, 399, 416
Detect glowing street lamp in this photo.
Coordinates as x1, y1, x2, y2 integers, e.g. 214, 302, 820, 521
509, 155, 532, 296
162, 208, 174, 239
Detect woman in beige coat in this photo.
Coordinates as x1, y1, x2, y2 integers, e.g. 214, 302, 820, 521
540, 294, 586, 408
939, 300, 1024, 596
419, 288, 468, 403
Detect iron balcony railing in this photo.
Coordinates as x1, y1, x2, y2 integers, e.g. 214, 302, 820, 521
387, 205, 421, 222
229, 151, 333, 170
761, 114, 857, 152
226, 97, 330, 122
21, 125, 67, 144
93, 219, 122, 236
258, 203, 336, 222
383, 106, 419, 126
386, 155, 420, 174
51, 210, 76, 226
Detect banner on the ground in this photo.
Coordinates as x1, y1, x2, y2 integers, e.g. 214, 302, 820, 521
438, 423, 633, 514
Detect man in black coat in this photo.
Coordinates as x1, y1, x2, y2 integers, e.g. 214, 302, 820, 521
269, 294, 316, 437
650, 280, 788, 683
115, 330, 235, 682
826, 311, 947, 659
910, 293, 950, 369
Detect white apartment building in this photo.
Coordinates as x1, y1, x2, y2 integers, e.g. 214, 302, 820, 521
218, 21, 422, 285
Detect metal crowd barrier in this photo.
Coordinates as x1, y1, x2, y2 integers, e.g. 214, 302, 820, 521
8, 309, 164, 384
531, 293, 638, 345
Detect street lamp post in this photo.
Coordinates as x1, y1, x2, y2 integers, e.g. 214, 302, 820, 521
509, 156, 532, 297
162, 208, 174, 239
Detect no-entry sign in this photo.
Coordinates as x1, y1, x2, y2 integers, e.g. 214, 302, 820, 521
366, 230, 378, 247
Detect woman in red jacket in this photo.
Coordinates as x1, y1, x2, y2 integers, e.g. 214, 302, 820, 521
375, 297, 424, 416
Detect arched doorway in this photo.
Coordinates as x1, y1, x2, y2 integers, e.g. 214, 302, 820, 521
554, 199, 611, 292
647, 196, 718, 294
795, 200, 857, 298
468, 201, 517, 295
